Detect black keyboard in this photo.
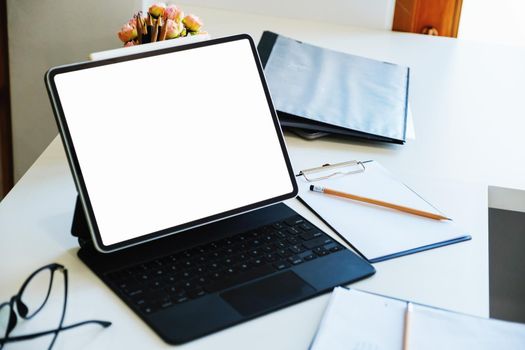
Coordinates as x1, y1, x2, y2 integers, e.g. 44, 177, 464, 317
105, 215, 344, 315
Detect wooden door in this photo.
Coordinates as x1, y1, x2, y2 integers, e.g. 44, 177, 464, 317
393, 0, 463, 38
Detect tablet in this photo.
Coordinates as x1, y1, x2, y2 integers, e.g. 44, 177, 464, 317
45, 34, 298, 253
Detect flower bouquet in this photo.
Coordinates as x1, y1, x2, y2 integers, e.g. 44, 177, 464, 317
117, 3, 206, 47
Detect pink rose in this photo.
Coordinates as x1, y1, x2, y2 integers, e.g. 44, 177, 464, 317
117, 23, 138, 42
165, 19, 184, 39
164, 4, 184, 22
124, 41, 135, 47
182, 14, 203, 32
148, 2, 166, 18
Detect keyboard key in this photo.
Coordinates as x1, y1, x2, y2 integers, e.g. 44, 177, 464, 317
299, 223, 313, 231
287, 227, 301, 235
274, 261, 290, 270
238, 261, 250, 270
323, 242, 339, 251
276, 230, 287, 239
225, 267, 238, 276
285, 217, 304, 226
276, 241, 287, 249
249, 258, 264, 268
160, 300, 173, 309
288, 256, 303, 265
149, 279, 165, 290
289, 244, 305, 254
249, 249, 263, 257
299, 250, 316, 261
313, 247, 329, 256
140, 305, 155, 314
165, 264, 179, 274
132, 296, 147, 306
196, 276, 208, 285
222, 257, 235, 266
187, 288, 206, 299
126, 289, 144, 297
166, 285, 184, 297
207, 271, 223, 280
304, 253, 317, 261
262, 234, 274, 243
264, 253, 278, 262
137, 273, 151, 282
330, 245, 343, 252
262, 245, 274, 253
174, 296, 189, 304
277, 249, 292, 258
299, 231, 323, 241
272, 222, 285, 230
206, 262, 222, 271
287, 237, 300, 245
303, 237, 333, 250
153, 268, 165, 277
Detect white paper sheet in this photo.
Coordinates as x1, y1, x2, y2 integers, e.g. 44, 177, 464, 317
410, 304, 525, 349
298, 161, 468, 261
311, 288, 525, 350
311, 287, 405, 350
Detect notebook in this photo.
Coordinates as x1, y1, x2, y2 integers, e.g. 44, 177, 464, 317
311, 287, 525, 350
297, 161, 471, 262
258, 31, 410, 144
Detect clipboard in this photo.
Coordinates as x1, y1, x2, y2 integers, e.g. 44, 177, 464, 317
296, 160, 471, 263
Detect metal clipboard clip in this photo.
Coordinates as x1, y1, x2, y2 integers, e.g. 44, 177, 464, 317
295, 160, 369, 182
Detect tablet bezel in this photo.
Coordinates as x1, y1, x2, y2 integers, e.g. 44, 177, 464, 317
45, 34, 298, 253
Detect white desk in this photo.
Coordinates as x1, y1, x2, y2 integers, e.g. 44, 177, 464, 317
2, 6, 525, 350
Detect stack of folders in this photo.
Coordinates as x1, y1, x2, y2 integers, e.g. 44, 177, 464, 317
258, 31, 410, 143
311, 287, 525, 350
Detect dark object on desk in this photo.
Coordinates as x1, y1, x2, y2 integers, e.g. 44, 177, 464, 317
258, 31, 410, 144
72, 197, 375, 344
0, 263, 111, 350
489, 208, 525, 323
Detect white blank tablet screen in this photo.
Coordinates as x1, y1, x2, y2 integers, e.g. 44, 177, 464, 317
53, 38, 294, 246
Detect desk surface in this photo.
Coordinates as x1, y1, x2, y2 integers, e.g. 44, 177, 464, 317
2, 5, 525, 349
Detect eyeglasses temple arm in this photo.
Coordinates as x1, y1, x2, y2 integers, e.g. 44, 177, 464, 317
0, 319, 112, 343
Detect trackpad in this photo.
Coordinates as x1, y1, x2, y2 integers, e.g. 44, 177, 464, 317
221, 271, 315, 317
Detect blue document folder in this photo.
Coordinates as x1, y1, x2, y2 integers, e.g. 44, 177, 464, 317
258, 31, 410, 144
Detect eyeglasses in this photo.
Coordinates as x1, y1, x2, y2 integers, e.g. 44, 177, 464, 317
0, 263, 111, 350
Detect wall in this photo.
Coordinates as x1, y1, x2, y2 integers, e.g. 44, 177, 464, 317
459, 0, 525, 46
149, 0, 396, 30
8, 0, 141, 181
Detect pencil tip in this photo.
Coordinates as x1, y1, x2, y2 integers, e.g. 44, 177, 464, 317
309, 185, 314, 191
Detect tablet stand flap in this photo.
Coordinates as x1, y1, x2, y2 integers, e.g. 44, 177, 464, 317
71, 195, 94, 249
